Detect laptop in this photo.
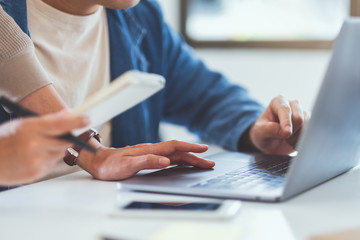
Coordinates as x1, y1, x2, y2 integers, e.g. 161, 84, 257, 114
119, 19, 360, 202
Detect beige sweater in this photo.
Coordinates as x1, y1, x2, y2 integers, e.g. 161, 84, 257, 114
0, 7, 78, 180
0, 5, 51, 101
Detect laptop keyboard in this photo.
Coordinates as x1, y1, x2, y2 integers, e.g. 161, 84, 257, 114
191, 155, 292, 191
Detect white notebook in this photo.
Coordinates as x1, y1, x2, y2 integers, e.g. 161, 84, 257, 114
72, 71, 165, 134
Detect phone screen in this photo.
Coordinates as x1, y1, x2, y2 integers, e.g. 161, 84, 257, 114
123, 201, 221, 211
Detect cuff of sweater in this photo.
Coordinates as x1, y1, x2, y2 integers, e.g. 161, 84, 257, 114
0, 47, 53, 102
237, 124, 261, 153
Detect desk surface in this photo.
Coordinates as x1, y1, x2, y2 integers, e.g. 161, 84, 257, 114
0, 157, 359, 240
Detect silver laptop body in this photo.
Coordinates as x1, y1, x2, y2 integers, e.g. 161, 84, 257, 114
119, 19, 360, 202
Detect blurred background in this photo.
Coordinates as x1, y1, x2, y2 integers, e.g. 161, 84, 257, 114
156, 0, 358, 143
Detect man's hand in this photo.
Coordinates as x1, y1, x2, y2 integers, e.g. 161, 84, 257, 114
77, 140, 215, 181
0, 111, 90, 185
249, 95, 310, 155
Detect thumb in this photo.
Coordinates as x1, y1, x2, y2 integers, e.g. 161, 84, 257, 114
258, 122, 284, 139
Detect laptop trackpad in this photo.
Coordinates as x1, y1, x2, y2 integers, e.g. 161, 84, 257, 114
120, 151, 257, 187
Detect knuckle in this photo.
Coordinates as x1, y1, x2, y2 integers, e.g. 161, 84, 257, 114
292, 114, 304, 124
23, 140, 40, 155
279, 102, 290, 111
277, 94, 284, 99
134, 143, 153, 154
136, 143, 152, 148
272, 94, 288, 106
169, 139, 180, 145
145, 154, 156, 164
292, 99, 300, 105
166, 140, 180, 151
276, 94, 287, 100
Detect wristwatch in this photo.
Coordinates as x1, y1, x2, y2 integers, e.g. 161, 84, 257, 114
63, 128, 101, 166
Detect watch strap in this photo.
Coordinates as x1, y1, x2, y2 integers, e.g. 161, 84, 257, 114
63, 128, 101, 166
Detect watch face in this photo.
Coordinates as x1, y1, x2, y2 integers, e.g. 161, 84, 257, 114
64, 148, 78, 166
90, 128, 102, 144
66, 148, 79, 158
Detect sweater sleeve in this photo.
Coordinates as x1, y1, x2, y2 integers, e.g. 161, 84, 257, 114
131, 1, 265, 150
0, 5, 52, 102
151, 6, 264, 150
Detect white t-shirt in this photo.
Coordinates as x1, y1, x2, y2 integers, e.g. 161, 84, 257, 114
27, 0, 112, 147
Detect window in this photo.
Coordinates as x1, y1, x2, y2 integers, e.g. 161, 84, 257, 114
181, 0, 359, 48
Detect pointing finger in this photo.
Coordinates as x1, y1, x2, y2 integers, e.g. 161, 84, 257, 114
169, 152, 215, 168
289, 100, 305, 134
126, 140, 208, 156
129, 154, 171, 173
270, 96, 292, 137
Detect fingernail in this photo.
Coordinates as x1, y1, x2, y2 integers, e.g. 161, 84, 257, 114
285, 125, 292, 134
208, 160, 215, 166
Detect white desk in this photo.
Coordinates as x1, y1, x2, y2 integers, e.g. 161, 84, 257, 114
0, 160, 359, 240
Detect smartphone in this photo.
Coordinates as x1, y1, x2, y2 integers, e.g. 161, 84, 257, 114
115, 199, 241, 220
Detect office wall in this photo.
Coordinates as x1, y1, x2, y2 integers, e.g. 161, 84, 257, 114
157, 0, 180, 31
157, 0, 330, 109
157, 0, 331, 142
